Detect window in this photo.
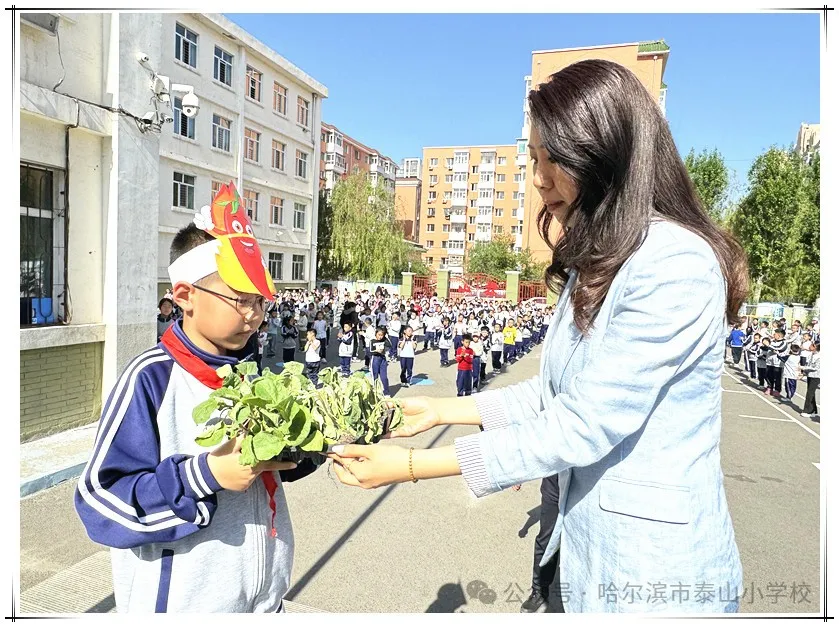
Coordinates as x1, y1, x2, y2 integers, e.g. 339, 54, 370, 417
445, 158, 454, 169
468, 216, 476, 225
426, 224, 435, 232
444, 191, 452, 200
295, 150, 308, 179
429, 158, 438, 168
172, 171, 195, 209
321, 132, 326, 142
427, 208, 436, 218
244, 128, 260, 162
173, 98, 195, 139
471, 165, 479, 174
479, 189, 493, 199
478, 208, 492, 217
496, 191, 505, 200
494, 225, 504, 235
211, 180, 222, 198
512, 191, 520, 200
514, 173, 523, 182
480, 172, 493, 183
430, 175, 438, 184
468, 233, 475, 242
297, 96, 310, 127
355, 150, 361, 160
497, 156, 507, 166
270, 196, 284, 225
495, 208, 504, 217
454, 152, 469, 165
426, 240, 434, 248
427, 191, 437, 201
442, 224, 450, 233
20, 163, 66, 326
445, 175, 453, 183
496, 174, 506, 183
268, 252, 283, 281
246, 66, 262, 101
292, 254, 306, 281
272, 140, 286, 170
426, 257, 434, 265
453, 172, 467, 183
243, 188, 259, 221
453, 189, 466, 200
470, 183, 478, 191
469, 199, 477, 207
294, 202, 306, 230
214, 46, 233, 86
212, 114, 231, 152
481, 154, 494, 164
273, 82, 288, 115
175, 23, 198, 68
440, 257, 448, 266
517, 140, 527, 155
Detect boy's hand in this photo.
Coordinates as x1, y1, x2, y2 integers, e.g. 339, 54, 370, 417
207, 436, 297, 492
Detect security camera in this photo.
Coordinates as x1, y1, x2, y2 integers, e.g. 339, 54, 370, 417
137, 52, 150, 64
141, 111, 157, 125
161, 113, 174, 124
181, 91, 200, 118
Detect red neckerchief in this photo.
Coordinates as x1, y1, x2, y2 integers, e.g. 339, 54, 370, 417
160, 326, 279, 538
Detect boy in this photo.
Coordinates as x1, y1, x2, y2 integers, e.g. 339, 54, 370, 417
362, 318, 377, 371
729, 324, 746, 367
304, 328, 322, 386
784, 344, 802, 400
455, 333, 475, 397
522, 317, 533, 352
766, 330, 789, 398
470, 326, 486, 393
745, 332, 761, 380
157, 297, 176, 342
398, 326, 417, 387
438, 317, 454, 367
756, 337, 771, 388
491, 322, 504, 374
388, 312, 402, 362
370, 326, 392, 395
422, 308, 438, 351
503, 319, 517, 365
75, 183, 314, 613
800, 342, 820, 420
479, 326, 491, 384
280, 316, 299, 365
514, 318, 525, 358
338, 322, 355, 377
256, 321, 268, 372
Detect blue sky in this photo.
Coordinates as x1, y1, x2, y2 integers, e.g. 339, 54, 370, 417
227, 12, 820, 198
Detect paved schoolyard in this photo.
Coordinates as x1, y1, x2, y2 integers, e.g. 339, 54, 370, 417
19, 342, 821, 614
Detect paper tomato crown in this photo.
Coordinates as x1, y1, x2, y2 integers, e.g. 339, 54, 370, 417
167, 182, 277, 299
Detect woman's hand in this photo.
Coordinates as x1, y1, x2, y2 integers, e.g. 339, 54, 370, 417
328, 444, 410, 489
384, 396, 441, 439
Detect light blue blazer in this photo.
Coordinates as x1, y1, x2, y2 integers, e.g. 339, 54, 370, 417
455, 219, 743, 612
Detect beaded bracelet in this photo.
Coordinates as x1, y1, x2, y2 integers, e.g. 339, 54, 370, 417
408, 447, 418, 483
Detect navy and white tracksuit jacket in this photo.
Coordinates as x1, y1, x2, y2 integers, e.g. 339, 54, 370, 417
74, 321, 315, 612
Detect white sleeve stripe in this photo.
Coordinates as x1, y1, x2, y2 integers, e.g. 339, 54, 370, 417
193, 455, 213, 497
185, 457, 206, 499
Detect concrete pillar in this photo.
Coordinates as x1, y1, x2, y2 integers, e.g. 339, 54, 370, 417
102, 12, 162, 394
436, 269, 450, 300
401, 272, 415, 298
505, 270, 521, 304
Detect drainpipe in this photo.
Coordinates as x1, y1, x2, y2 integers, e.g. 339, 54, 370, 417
235, 45, 246, 192
309, 92, 320, 290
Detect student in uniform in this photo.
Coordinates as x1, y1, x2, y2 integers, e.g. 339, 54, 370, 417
438, 316, 454, 367
338, 322, 355, 377
455, 333, 475, 397
370, 326, 392, 395
491, 322, 505, 374
304, 328, 322, 386
398, 326, 418, 387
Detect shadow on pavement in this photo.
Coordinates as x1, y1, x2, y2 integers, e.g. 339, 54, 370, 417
85, 593, 115, 613
518, 506, 541, 539
284, 425, 455, 603
426, 582, 467, 613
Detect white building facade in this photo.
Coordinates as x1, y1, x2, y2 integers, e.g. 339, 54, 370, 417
156, 14, 327, 295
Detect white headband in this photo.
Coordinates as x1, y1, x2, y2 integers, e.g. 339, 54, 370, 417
167, 239, 221, 286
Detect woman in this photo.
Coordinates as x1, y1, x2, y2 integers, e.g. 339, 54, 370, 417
329, 60, 748, 613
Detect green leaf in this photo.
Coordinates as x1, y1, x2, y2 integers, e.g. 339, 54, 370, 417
239, 434, 256, 466
195, 423, 225, 447
212, 387, 242, 401
253, 379, 278, 403
299, 429, 324, 452
252, 430, 285, 461
282, 361, 304, 377
285, 404, 312, 446
216, 364, 234, 379
232, 403, 251, 425
236, 362, 258, 377
192, 399, 218, 425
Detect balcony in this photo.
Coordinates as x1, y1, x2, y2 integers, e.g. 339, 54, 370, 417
477, 178, 494, 190
477, 196, 494, 208
516, 153, 527, 167
450, 210, 466, 224
478, 160, 496, 173
475, 230, 492, 242
515, 233, 523, 248
450, 194, 467, 207
452, 155, 469, 173
476, 212, 493, 224
448, 229, 466, 242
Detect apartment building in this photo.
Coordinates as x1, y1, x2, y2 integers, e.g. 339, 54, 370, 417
398, 157, 421, 178
157, 14, 328, 294
520, 40, 670, 262
795, 123, 820, 164
419, 145, 521, 275
319, 123, 397, 196
395, 177, 422, 241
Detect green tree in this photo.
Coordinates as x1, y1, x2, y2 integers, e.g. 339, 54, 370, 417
684, 148, 731, 222
466, 235, 518, 279
730, 147, 815, 303
517, 247, 549, 282
316, 173, 422, 283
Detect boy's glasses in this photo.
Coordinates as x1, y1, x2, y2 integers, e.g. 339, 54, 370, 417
191, 284, 268, 317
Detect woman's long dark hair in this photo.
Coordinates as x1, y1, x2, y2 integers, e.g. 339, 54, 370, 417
530, 59, 748, 334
